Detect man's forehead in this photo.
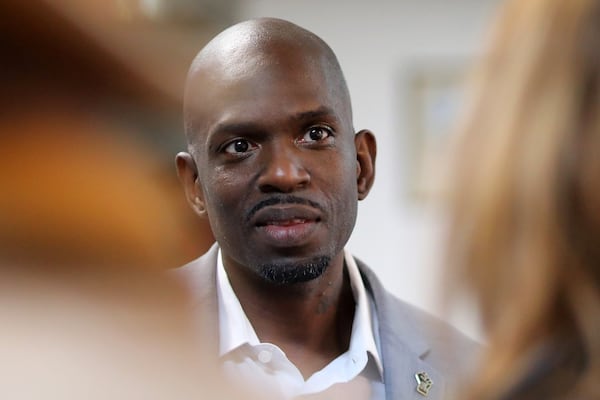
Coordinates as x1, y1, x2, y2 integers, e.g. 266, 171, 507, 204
194, 52, 309, 93
189, 35, 326, 88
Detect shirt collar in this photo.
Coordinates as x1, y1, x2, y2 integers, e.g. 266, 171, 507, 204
344, 248, 384, 377
216, 247, 383, 377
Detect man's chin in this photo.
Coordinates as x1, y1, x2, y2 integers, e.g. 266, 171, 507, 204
257, 256, 331, 285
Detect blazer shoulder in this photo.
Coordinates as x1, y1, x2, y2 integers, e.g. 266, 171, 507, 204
354, 256, 480, 375
391, 293, 479, 352
173, 242, 218, 271
170, 242, 220, 356
355, 256, 477, 338
171, 242, 219, 294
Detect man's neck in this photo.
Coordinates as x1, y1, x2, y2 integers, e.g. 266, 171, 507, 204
224, 252, 355, 378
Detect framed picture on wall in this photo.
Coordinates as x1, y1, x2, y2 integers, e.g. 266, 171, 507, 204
405, 62, 468, 202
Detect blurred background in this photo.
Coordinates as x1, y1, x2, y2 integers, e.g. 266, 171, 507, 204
2, 0, 504, 339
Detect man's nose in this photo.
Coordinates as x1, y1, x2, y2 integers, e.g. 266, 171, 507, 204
257, 144, 310, 193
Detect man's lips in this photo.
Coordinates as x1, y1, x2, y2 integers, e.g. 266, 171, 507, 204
250, 205, 322, 246
250, 205, 322, 227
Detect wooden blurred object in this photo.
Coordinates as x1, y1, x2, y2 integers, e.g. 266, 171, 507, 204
1, 0, 218, 263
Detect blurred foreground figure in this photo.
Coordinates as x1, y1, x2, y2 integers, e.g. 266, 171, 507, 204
0, 118, 208, 399
0, 1, 228, 398
449, 0, 600, 398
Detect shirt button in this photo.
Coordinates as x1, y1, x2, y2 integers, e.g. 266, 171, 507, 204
257, 350, 272, 364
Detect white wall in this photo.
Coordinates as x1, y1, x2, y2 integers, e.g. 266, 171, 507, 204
237, 0, 502, 339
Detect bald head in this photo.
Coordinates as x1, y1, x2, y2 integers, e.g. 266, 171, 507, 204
183, 18, 352, 142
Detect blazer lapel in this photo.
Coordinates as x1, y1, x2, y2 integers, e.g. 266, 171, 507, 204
357, 260, 446, 400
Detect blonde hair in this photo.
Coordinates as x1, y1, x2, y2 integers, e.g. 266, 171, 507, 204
448, 0, 600, 398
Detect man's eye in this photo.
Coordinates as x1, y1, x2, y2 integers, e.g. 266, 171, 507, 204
301, 126, 333, 143
223, 139, 257, 154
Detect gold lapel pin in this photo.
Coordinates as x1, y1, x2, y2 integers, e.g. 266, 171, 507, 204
415, 371, 433, 396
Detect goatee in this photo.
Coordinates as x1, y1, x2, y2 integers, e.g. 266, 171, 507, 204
258, 256, 331, 284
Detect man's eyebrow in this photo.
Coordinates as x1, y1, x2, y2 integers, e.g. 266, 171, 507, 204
208, 121, 264, 141
293, 106, 337, 122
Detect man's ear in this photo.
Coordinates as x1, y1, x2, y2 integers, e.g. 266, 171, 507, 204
354, 129, 376, 200
175, 152, 207, 217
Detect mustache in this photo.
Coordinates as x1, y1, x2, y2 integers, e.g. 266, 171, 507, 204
245, 195, 325, 223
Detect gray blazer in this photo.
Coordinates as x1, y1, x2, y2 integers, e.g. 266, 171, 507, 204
175, 243, 478, 399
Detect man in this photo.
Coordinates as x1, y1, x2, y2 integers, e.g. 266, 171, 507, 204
175, 17, 476, 399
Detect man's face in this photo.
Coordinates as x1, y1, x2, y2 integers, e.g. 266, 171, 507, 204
182, 46, 367, 284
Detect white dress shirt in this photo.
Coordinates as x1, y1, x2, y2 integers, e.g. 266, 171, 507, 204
216, 248, 385, 399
